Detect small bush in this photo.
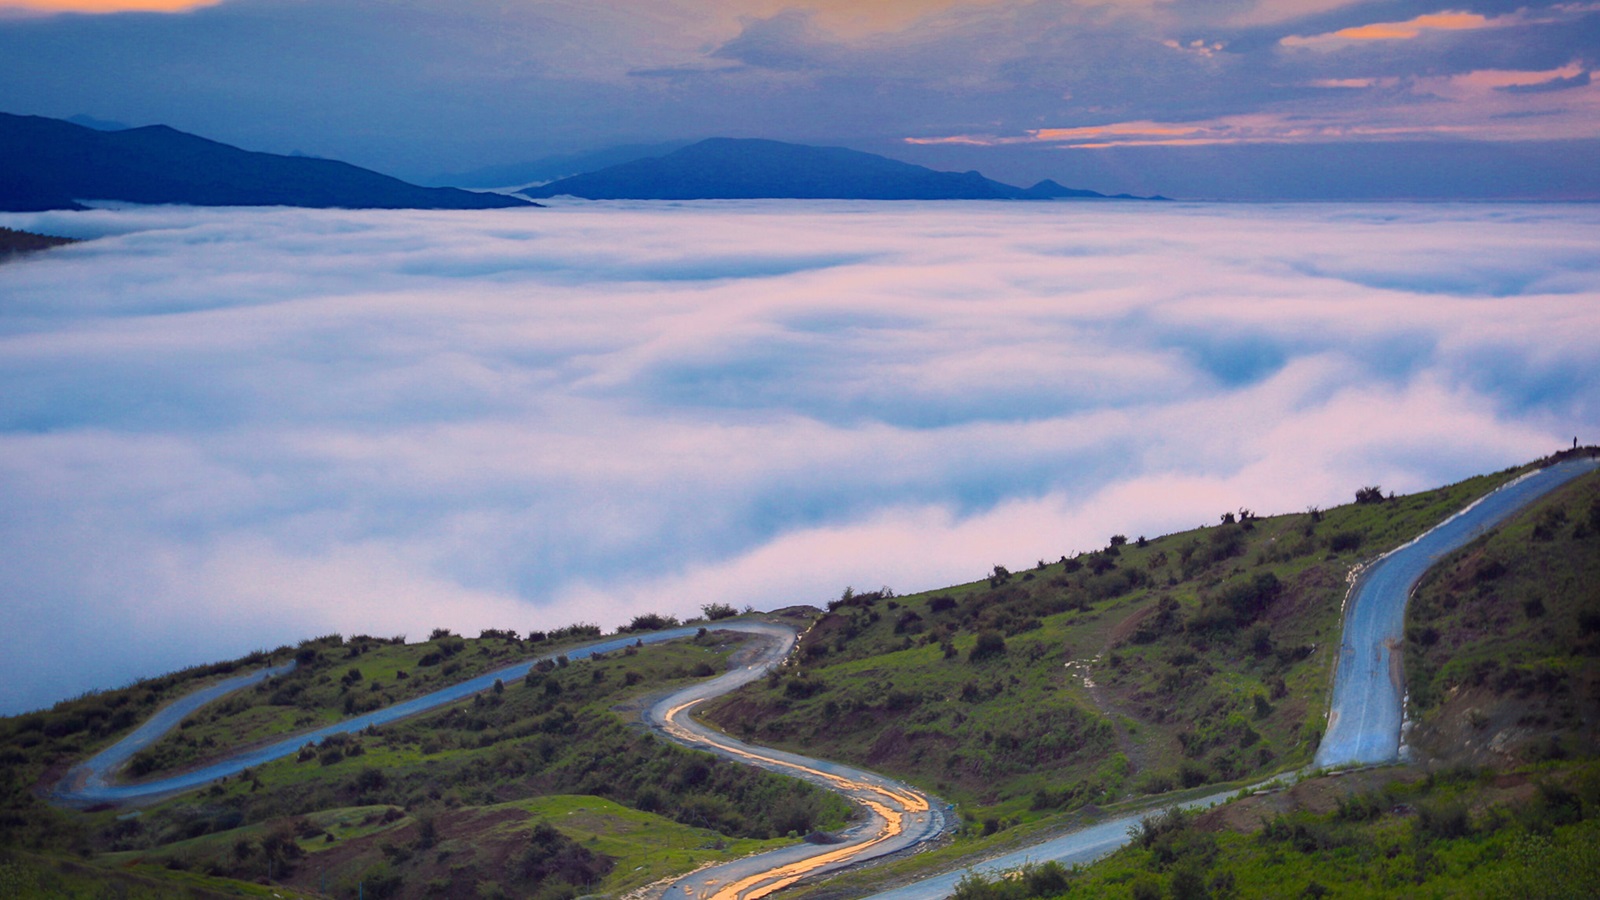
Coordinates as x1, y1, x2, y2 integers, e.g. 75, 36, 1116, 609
969, 630, 1007, 662
1328, 531, 1363, 553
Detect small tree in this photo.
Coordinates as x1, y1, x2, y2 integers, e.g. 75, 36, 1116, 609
1355, 485, 1385, 504
701, 602, 738, 621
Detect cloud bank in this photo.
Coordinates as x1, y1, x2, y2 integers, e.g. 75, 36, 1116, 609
1, 200, 1597, 714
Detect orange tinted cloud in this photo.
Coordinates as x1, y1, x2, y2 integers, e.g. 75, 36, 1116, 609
908, 67, 1600, 148
1282, 10, 1495, 47
727, 0, 1008, 37
1, 0, 219, 12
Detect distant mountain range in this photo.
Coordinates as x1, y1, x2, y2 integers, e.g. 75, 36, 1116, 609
0, 115, 1158, 210
522, 138, 1161, 201
0, 112, 533, 212
426, 140, 696, 189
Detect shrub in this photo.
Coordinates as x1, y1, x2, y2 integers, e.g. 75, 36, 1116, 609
1130, 876, 1162, 900
1328, 530, 1363, 552
969, 630, 1007, 662
701, 603, 738, 621
623, 613, 679, 632
1178, 762, 1210, 787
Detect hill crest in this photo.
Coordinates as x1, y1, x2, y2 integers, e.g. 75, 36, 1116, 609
522, 137, 1157, 201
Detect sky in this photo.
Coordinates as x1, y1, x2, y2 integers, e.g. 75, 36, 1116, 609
1, 0, 1598, 197
2, 200, 1598, 714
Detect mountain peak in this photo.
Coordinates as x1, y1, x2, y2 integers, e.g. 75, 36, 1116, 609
523, 138, 1146, 201
0, 111, 536, 212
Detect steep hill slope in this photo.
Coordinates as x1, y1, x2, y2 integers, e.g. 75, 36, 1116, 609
700, 459, 1598, 825
2, 451, 1595, 899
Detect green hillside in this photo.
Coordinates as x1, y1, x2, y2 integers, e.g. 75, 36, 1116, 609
699, 465, 1534, 827
2, 452, 1596, 899
909, 460, 1600, 900
0, 620, 848, 898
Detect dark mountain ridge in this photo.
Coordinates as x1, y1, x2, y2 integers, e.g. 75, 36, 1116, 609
523, 138, 1161, 201
0, 112, 533, 212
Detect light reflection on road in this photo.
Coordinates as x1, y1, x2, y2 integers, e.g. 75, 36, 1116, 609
649, 623, 951, 900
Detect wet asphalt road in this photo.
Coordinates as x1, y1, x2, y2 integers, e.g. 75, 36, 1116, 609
1314, 455, 1599, 769
54, 623, 768, 806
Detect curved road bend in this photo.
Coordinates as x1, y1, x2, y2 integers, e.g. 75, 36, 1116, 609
54, 622, 780, 807
649, 623, 950, 900
863, 454, 1600, 900
1315, 454, 1600, 769
56, 620, 951, 897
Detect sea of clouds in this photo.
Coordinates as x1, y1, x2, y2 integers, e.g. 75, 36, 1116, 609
1, 200, 1597, 714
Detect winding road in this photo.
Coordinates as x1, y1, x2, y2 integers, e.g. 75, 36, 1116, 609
50, 453, 1598, 899
51, 619, 952, 900
644, 624, 949, 900
1314, 454, 1600, 769
53, 624, 785, 807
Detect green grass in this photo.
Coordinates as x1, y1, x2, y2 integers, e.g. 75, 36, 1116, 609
43, 623, 850, 898
509, 794, 798, 893
1021, 760, 1600, 900
700, 465, 1533, 828
1403, 470, 1600, 763
3, 454, 1590, 900
0, 848, 306, 898
125, 629, 641, 779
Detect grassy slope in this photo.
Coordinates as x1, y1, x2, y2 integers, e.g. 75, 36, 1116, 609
1403, 470, 1600, 765
943, 461, 1600, 900
1, 618, 850, 899
125, 628, 632, 778
701, 465, 1527, 830
4, 455, 1591, 899
1028, 762, 1600, 900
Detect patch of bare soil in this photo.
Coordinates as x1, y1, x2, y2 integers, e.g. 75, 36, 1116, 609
1263, 564, 1342, 633
1085, 601, 1164, 778
1195, 769, 1424, 833
1408, 683, 1591, 769
1106, 602, 1158, 648
1196, 765, 1543, 837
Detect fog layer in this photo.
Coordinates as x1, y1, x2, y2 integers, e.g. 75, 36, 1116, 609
1, 201, 1595, 713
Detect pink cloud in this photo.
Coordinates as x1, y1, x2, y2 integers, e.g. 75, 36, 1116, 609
1, 202, 1596, 713
0, 0, 218, 13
